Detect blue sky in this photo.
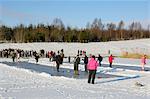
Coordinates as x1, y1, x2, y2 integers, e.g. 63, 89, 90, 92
0, 0, 150, 28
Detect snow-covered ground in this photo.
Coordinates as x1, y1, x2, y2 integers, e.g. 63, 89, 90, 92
0, 39, 150, 99
0, 39, 150, 56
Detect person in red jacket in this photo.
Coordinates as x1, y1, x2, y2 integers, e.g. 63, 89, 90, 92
109, 54, 114, 68
87, 55, 98, 84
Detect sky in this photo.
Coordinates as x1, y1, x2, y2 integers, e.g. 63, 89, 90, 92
0, 0, 150, 28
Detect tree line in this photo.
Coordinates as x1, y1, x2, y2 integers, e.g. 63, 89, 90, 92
0, 18, 150, 43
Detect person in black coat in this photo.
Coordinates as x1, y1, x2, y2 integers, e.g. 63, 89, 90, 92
60, 52, 64, 64
12, 51, 16, 62
98, 54, 103, 66
74, 55, 80, 75
84, 54, 88, 72
55, 52, 61, 72
35, 53, 40, 64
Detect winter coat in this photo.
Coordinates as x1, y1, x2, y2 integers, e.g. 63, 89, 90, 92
74, 56, 80, 66
55, 55, 61, 64
87, 58, 98, 70
84, 55, 88, 64
35, 54, 40, 60
98, 55, 103, 62
60, 53, 64, 64
12, 52, 16, 58
141, 57, 146, 64
109, 55, 114, 63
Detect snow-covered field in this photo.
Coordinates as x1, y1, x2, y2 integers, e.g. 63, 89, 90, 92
0, 39, 150, 56
0, 39, 150, 99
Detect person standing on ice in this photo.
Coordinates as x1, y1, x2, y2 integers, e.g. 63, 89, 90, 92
87, 55, 98, 84
60, 49, 64, 64
108, 54, 114, 68
55, 51, 61, 72
141, 54, 146, 71
16, 52, 20, 62
12, 51, 16, 62
74, 55, 80, 75
98, 54, 103, 66
48, 51, 51, 61
35, 53, 40, 64
83, 53, 88, 72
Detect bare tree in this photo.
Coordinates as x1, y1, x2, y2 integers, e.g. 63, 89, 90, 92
51, 18, 64, 30
107, 23, 116, 40
118, 20, 124, 39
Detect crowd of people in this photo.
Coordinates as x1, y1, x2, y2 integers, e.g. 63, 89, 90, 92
73, 52, 114, 84
0, 48, 147, 84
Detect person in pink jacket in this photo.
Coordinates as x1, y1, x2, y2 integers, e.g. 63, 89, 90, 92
87, 55, 98, 84
141, 54, 146, 71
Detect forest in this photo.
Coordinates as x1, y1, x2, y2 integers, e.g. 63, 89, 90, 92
0, 18, 150, 43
